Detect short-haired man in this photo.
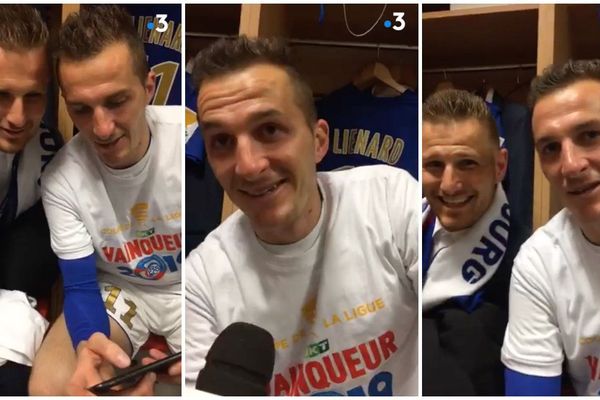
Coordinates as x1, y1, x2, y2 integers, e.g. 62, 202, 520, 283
421, 89, 527, 395
28, 5, 181, 395
502, 59, 600, 396
185, 36, 419, 395
0, 5, 63, 396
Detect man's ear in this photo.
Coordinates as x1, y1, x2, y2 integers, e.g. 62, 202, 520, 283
314, 119, 329, 164
144, 71, 156, 104
496, 147, 508, 183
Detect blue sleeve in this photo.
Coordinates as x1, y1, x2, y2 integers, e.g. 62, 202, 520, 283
505, 367, 561, 396
59, 254, 110, 349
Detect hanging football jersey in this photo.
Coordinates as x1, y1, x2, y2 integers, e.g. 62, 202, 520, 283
125, 5, 182, 105
316, 84, 418, 179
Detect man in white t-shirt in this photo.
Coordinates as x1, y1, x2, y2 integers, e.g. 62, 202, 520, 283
0, 5, 63, 396
501, 59, 600, 395
185, 36, 419, 395
28, 6, 181, 396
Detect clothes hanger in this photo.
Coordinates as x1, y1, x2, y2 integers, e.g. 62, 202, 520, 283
475, 77, 496, 102
505, 67, 530, 101
434, 70, 455, 92
353, 45, 407, 94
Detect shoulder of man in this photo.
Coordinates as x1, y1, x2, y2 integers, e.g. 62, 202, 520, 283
145, 104, 182, 126
40, 130, 89, 186
517, 208, 572, 256
318, 164, 415, 188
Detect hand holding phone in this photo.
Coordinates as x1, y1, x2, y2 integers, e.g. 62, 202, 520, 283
66, 332, 156, 396
88, 352, 181, 395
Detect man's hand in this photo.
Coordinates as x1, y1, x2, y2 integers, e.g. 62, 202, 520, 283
66, 332, 157, 396
141, 348, 181, 385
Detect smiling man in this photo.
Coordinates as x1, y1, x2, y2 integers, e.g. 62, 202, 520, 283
0, 5, 63, 396
185, 36, 419, 395
28, 5, 181, 396
501, 60, 600, 396
421, 89, 528, 395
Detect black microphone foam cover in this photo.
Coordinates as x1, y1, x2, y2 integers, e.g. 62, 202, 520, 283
195, 321, 275, 395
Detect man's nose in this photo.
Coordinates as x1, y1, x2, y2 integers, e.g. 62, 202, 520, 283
439, 165, 464, 195
560, 141, 589, 178
6, 97, 26, 129
234, 137, 268, 180
92, 108, 115, 139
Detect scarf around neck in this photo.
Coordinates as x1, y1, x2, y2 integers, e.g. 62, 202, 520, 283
422, 185, 510, 312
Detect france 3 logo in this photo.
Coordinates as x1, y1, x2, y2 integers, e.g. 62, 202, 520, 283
146, 14, 169, 32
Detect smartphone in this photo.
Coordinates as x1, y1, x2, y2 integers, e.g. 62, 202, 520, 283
87, 351, 181, 395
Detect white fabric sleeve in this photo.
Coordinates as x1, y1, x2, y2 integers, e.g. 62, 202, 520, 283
185, 249, 219, 388
501, 245, 563, 376
388, 169, 419, 296
41, 170, 94, 260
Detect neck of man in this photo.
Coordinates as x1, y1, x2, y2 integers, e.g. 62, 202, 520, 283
254, 183, 323, 245
580, 221, 600, 246
124, 124, 151, 169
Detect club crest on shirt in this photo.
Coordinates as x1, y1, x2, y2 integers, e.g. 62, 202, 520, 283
134, 254, 167, 280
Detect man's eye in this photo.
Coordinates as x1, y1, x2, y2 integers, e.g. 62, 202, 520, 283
457, 159, 477, 169
211, 134, 234, 150
24, 93, 43, 100
541, 142, 560, 155
424, 160, 444, 170
582, 130, 600, 142
107, 99, 126, 109
259, 123, 283, 139
70, 105, 92, 115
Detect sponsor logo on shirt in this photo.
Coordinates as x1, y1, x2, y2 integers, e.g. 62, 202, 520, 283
306, 339, 330, 358
270, 330, 397, 395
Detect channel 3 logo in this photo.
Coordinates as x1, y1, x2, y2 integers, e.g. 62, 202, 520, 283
383, 12, 406, 31
146, 14, 169, 33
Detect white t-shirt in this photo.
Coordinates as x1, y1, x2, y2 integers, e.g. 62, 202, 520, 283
0, 124, 62, 219
0, 289, 48, 367
185, 165, 419, 395
41, 106, 182, 286
502, 208, 600, 395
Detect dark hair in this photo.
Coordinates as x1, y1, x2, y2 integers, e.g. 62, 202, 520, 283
529, 59, 600, 108
192, 35, 317, 126
0, 5, 48, 51
57, 5, 148, 84
423, 89, 499, 145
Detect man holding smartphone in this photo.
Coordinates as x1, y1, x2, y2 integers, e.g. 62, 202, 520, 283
28, 5, 181, 395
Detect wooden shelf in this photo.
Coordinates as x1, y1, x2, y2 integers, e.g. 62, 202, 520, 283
423, 4, 538, 69
185, 4, 241, 36
568, 4, 600, 60
423, 4, 538, 19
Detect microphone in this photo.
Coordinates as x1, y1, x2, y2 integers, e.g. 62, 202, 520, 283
195, 321, 275, 395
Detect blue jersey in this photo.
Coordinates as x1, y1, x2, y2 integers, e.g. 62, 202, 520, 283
125, 5, 181, 106
316, 85, 418, 179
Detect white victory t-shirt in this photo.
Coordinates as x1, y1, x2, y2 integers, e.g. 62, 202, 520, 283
42, 106, 181, 286
502, 208, 600, 395
186, 165, 419, 395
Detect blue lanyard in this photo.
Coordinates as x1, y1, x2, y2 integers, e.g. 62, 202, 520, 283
422, 210, 435, 286
0, 152, 21, 232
